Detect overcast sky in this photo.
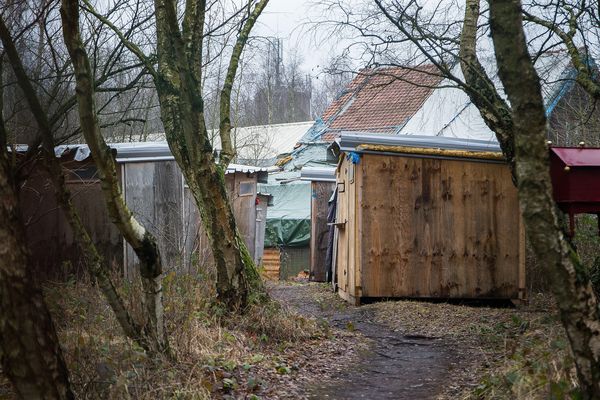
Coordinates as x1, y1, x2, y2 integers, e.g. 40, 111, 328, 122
252, 0, 337, 77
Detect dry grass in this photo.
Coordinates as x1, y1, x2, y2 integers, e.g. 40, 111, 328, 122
372, 294, 578, 399
0, 273, 360, 399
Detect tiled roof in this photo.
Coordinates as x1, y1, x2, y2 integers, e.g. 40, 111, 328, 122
319, 65, 442, 141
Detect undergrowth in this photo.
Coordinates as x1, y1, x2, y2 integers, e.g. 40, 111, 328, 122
470, 299, 578, 400
2, 272, 324, 399
574, 215, 600, 297
373, 294, 578, 400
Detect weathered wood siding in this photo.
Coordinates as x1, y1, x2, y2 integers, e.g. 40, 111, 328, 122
337, 153, 524, 302
189, 172, 259, 270
123, 161, 184, 278
336, 158, 362, 303
255, 194, 269, 264
21, 163, 122, 279
230, 173, 257, 260
22, 159, 264, 280
310, 181, 335, 282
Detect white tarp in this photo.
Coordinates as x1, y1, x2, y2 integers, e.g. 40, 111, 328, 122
399, 53, 571, 140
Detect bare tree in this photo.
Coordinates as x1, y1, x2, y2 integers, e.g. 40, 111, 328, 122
317, 0, 600, 395
489, 0, 600, 396
68, 0, 270, 310
60, 0, 169, 353
235, 38, 313, 126
310, 56, 354, 118
0, 2, 165, 354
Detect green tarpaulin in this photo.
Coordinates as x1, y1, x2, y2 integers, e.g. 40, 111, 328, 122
261, 181, 311, 247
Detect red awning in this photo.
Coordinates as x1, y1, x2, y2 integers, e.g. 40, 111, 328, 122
551, 147, 600, 167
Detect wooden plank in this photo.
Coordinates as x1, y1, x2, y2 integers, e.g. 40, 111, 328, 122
355, 158, 363, 298
359, 153, 521, 299
347, 162, 357, 297
124, 161, 184, 277
262, 247, 281, 280
154, 161, 184, 271
336, 158, 349, 294
123, 162, 155, 279
183, 186, 202, 273
338, 287, 360, 306
518, 211, 527, 301
231, 173, 257, 259
254, 194, 269, 264
309, 181, 335, 282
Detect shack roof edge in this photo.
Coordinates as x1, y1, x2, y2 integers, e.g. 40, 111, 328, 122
300, 166, 337, 182
338, 132, 502, 154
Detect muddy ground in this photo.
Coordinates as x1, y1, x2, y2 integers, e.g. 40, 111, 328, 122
269, 282, 465, 400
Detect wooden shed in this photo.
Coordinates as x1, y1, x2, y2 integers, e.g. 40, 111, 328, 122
21, 143, 269, 279
332, 133, 525, 304
300, 166, 337, 282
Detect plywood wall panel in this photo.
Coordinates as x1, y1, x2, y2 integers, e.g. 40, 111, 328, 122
357, 154, 521, 299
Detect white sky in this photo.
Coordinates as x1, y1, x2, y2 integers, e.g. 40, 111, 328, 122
252, 0, 336, 76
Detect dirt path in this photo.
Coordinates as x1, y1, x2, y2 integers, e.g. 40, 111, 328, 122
270, 283, 461, 400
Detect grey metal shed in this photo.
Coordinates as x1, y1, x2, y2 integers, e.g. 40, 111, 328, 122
21, 142, 269, 279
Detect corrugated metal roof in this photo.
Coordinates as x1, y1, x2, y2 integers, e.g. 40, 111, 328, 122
300, 166, 337, 182
551, 147, 600, 167
55, 142, 172, 162
53, 143, 270, 181
144, 121, 314, 161
338, 132, 502, 153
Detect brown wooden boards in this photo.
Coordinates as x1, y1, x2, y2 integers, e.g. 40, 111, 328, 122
337, 152, 523, 301
336, 160, 349, 296
231, 174, 257, 260
310, 181, 335, 281
262, 247, 281, 280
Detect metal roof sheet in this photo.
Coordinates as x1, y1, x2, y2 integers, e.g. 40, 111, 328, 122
338, 132, 502, 153
53, 142, 270, 181
300, 166, 337, 182
551, 147, 600, 167
399, 52, 572, 139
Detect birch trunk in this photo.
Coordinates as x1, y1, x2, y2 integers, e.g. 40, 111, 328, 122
151, 0, 268, 310
0, 14, 150, 353
60, 0, 168, 353
489, 0, 600, 397
459, 0, 516, 180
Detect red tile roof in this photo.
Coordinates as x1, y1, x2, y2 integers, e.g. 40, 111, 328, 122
319, 65, 442, 141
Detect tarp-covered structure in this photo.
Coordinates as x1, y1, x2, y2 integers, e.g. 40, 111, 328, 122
261, 173, 311, 247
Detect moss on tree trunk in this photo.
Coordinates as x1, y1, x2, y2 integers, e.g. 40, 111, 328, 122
489, 0, 600, 397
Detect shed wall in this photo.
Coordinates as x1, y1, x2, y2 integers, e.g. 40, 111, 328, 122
21, 163, 122, 279
337, 153, 524, 301
309, 181, 335, 281
123, 161, 184, 278
255, 194, 269, 264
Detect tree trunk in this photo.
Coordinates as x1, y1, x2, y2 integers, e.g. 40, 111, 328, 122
48, 155, 150, 350
60, 0, 168, 354
151, 0, 268, 311
0, 147, 74, 400
0, 13, 151, 354
459, 0, 516, 180
489, 0, 600, 397
154, 83, 262, 310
